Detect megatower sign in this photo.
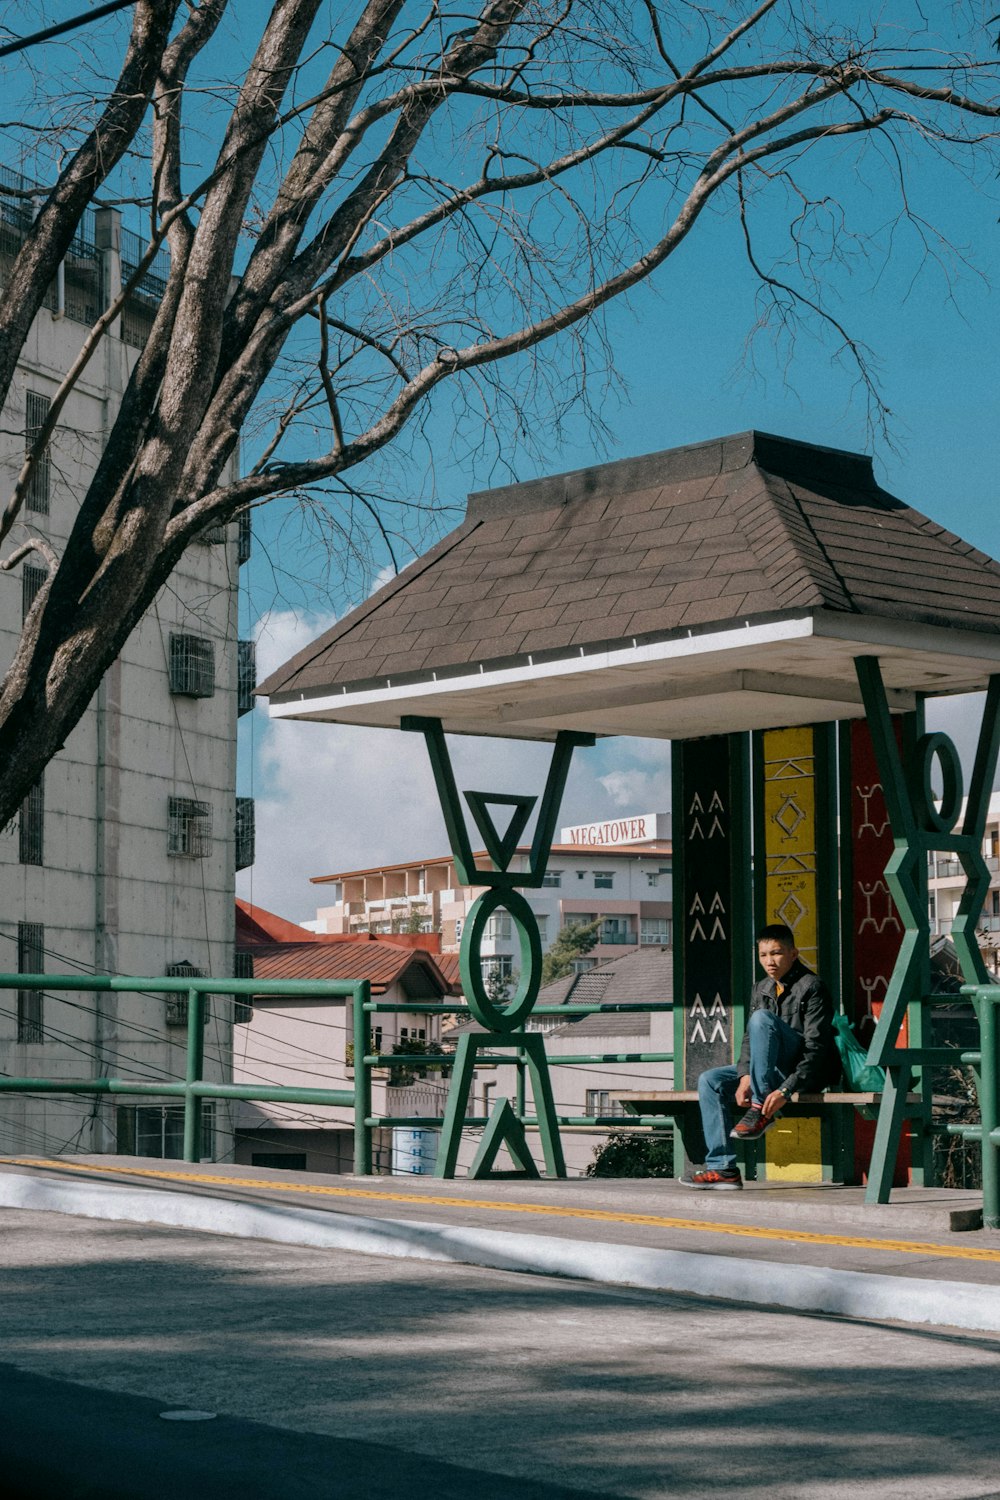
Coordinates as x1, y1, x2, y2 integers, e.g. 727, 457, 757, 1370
559, 813, 667, 846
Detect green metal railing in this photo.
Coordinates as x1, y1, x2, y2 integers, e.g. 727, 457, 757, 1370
361, 996, 674, 1170
946, 985, 1000, 1229
0, 973, 365, 1168
0, 975, 673, 1177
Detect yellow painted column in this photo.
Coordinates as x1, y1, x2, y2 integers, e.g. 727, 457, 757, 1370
759, 726, 822, 1182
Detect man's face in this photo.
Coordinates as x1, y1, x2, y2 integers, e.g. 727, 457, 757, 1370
758, 939, 798, 982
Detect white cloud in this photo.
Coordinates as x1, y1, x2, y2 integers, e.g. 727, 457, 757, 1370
253, 606, 340, 682
599, 767, 663, 810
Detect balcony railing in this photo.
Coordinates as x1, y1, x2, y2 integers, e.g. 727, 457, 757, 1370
386, 1082, 448, 1119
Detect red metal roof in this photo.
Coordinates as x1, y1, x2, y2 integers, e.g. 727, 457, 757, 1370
436, 953, 462, 991
247, 940, 448, 995
236, 899, 322, 946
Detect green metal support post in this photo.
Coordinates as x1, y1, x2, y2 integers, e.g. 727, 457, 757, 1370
182, 986, 205, 1163
979, 994, 998, 1229
353, 982, 372, 1175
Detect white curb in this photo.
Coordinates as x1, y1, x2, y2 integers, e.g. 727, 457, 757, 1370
2, 1171, 998, 1333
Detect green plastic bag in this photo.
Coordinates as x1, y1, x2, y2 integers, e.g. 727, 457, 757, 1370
832, 1012, 886, 1093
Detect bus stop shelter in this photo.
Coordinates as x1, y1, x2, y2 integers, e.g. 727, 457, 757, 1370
260, 430, 1000, 1210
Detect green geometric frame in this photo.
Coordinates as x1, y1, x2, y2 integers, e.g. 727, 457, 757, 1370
469, 1097, 541, 1178
402, 717, 593, 1178
401, 716, 594, 888
436, 1031, 566, 1179
854, 658, 1000, 1201
459, 887, 542, 1032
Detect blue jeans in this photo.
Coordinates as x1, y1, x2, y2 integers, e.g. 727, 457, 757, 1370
697, 1009, 805, 1170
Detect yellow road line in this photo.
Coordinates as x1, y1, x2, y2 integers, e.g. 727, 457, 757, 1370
8, 1157, 1000, 1265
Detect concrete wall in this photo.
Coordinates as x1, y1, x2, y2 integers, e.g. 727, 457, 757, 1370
0, 216, 240, 1161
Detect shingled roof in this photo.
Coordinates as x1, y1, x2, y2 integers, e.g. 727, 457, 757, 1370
447, 944, 673, 1039
262, 432, 1000, 741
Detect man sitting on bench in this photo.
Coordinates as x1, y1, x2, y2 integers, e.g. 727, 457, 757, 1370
680, 923, 840, 1190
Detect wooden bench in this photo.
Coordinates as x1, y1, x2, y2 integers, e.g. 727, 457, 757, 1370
610, 1089, 924, 1184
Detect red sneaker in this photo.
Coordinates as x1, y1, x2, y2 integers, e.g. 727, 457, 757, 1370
678, 1168, 743, 1190
730, 1106, 775, 1141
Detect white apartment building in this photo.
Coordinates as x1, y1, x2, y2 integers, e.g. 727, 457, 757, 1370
308, 813, 672, 982
929, 788, 1000, 967
0, 175, 252, 1162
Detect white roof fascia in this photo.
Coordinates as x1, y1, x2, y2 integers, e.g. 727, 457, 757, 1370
267, 613, 818, 719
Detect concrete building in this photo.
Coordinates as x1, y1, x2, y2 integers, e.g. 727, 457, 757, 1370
308, 812, 672, 983
0, 172, 251, 1161
929, 789, 1000, 967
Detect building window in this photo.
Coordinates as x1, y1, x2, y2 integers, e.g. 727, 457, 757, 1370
17, 921, 44, 1042
480, 955, 513, 984
570, 956, 597, 974
601, 917, 633, 945
400, 1026, 427, 1042
237, 508, 252, 565
348, 1025, 382, 1067
164, 961, 210, 1027
534, 914, 548, 946
485, 912, 512, 942
169, 634, 216, 698
646, 872, 659, 888
235, 797, 255, 871
116, 1102, 214, 1160
168, 796, 212, 857
24, 391, 51, 515
576, 870, 587, 881
585, 1089, 628, 1119
237, 639, 256, 716
22, 562, 46, 620
19, 776, 44, 866
233, 949, 254, 1024
541, 870, 561, 888
640, 917, 672, 946
594, 871, 614, 889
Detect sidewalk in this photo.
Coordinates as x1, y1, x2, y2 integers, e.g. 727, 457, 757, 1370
1, 1155, 998, 1333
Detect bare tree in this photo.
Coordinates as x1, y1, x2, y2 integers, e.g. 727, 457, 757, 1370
1, 0, 999, 827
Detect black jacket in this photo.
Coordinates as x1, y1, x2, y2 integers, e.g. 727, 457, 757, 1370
736, 958, 840, 1095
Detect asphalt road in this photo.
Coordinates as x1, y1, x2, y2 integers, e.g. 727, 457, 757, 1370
2, 1206, 999, 1500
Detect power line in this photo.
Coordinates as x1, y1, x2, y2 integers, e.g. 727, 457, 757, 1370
0, 1, 137, 59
